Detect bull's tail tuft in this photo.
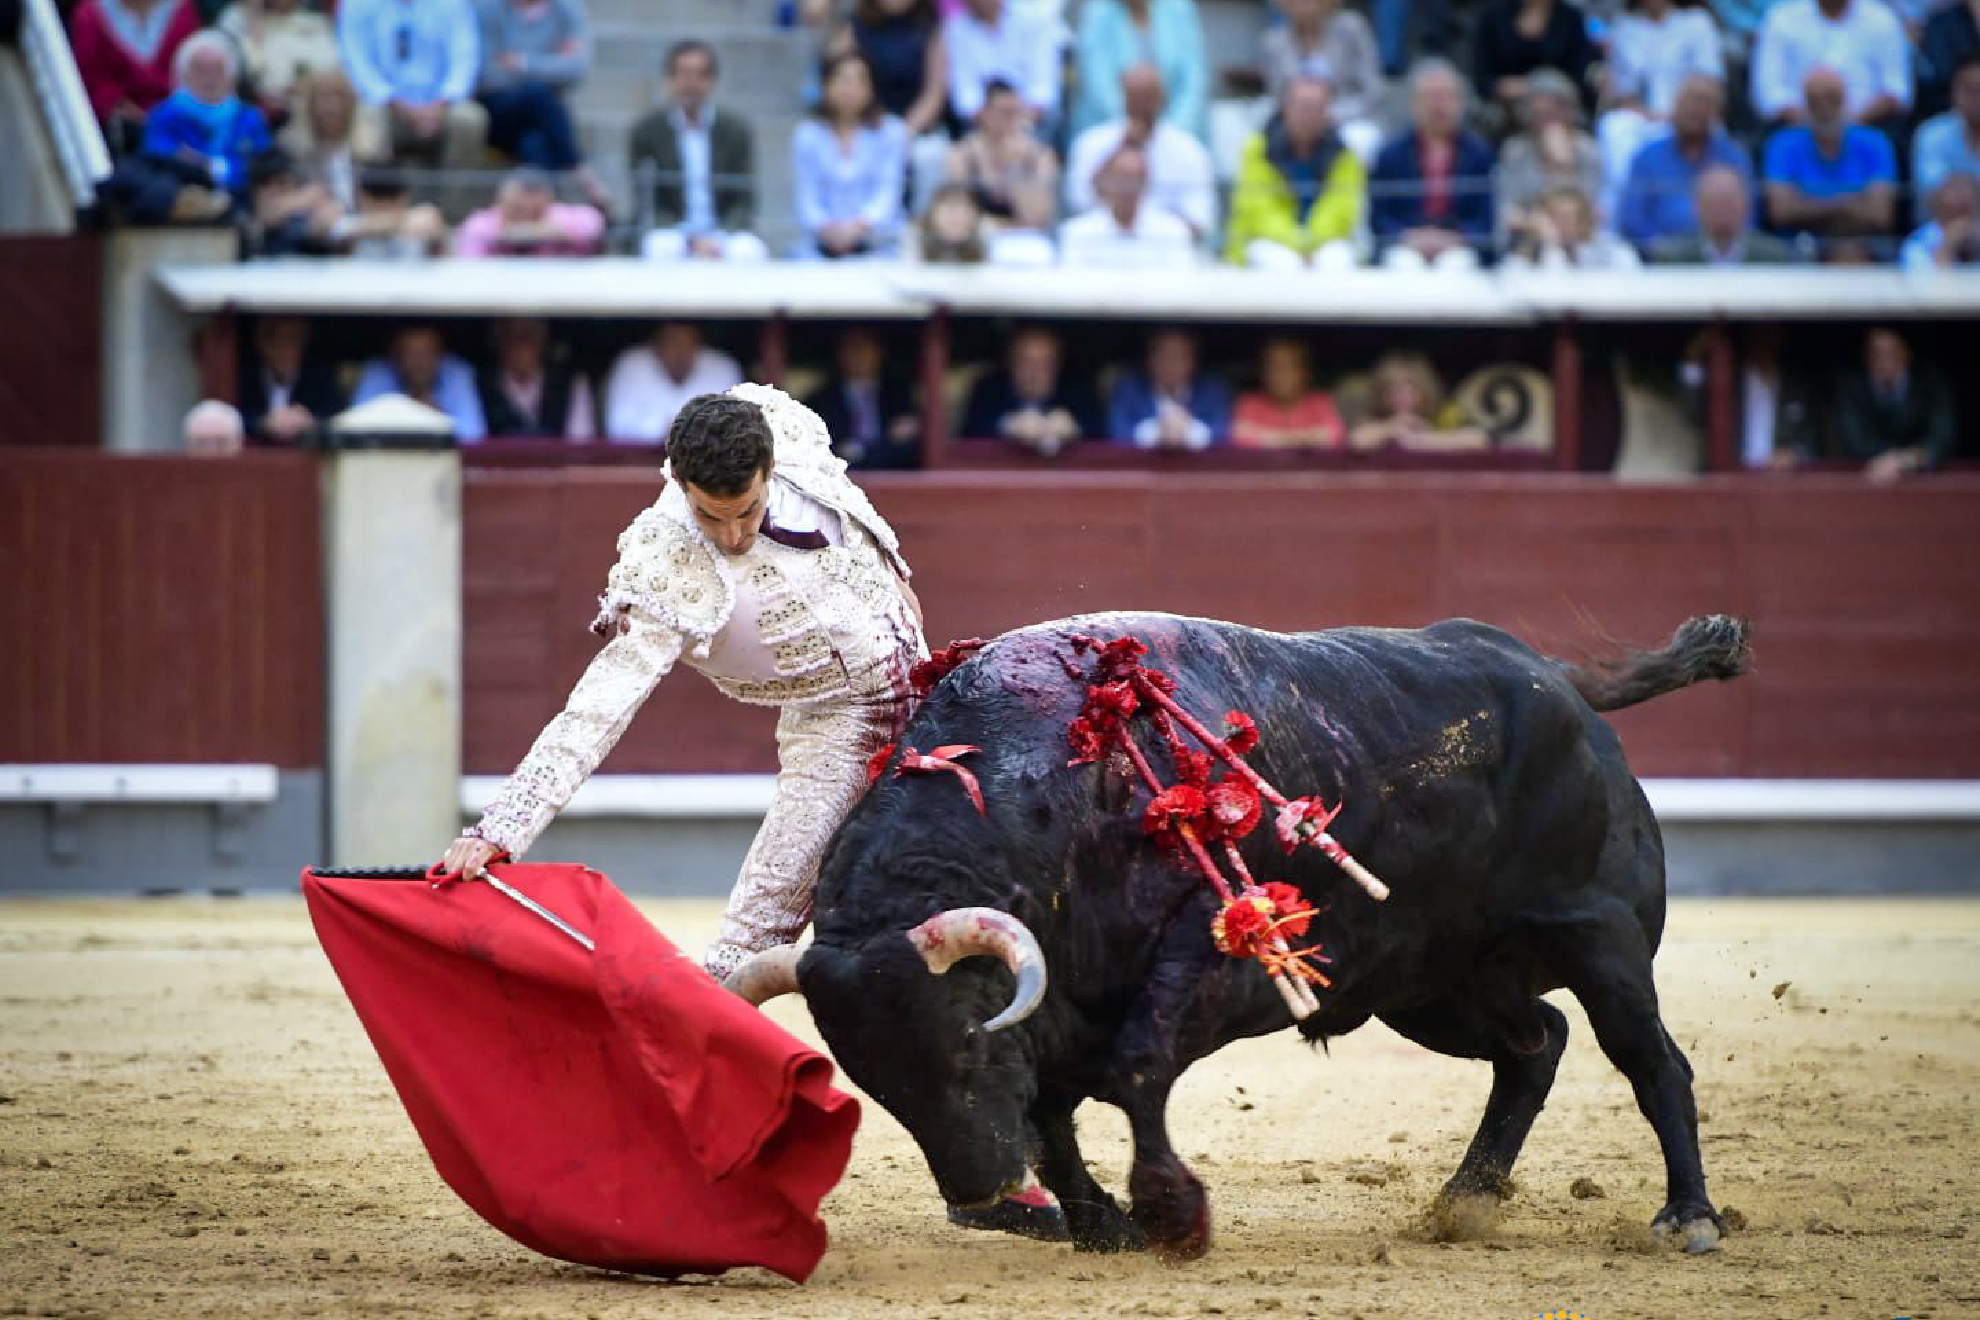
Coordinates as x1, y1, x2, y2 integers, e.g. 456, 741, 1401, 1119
1563, 614, 1753, 713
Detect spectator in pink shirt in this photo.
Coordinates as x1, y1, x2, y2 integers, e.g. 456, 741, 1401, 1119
68, 0, 200, 141
454, 166, 606, 256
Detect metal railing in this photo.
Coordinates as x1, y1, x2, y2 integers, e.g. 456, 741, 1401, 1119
17, 0, 111, 214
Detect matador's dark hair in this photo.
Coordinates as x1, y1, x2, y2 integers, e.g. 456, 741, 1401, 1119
665, 394, 774, 496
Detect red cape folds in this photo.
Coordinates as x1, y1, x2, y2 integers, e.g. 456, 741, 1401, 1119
301, 863, 859, 1282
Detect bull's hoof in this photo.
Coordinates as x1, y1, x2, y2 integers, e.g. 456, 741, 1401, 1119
1066, 1200, 1146, 1254
1135, 1195, 1212, 1265
1428, 1191, 1504, 1242
1652, 1202, 1725, 1255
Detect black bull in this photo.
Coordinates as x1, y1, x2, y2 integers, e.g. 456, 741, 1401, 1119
785, 612, 1749, 1259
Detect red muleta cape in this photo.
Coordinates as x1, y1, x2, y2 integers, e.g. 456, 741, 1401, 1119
301, 863, 859, 1282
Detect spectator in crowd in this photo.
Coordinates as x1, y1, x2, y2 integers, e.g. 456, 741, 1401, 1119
1919, 0, 1980, 119
69, 0, 201, 140
475, 0, 612, 211
1901, 172, 1980, 269
1834, 327, 1955, 480
1064, 64, 1217, 239
1108, 328, 1231, 449
1913, 56, 1980, 222
476, 316, 597, 440
1617, 74, 1752, 248
1595, 0, 1725, 218
1349, 351, 1487, 450
216, 0, 342, 122
1470, 0, 1597, 130
632, 41, 766, 262
603, 321, 743, 442
1259, 0, 1384, 160
337, 0, 488, 168
944, 0, 1061, 130
1495, 68, 1601, 248
961, 325, 1102, 454
1231, 338, 1344, 448
833, 0, 949, 138
793, 52, 910, 258
1502, 184, 1643, 267
918, 181, 993, 261
454, 166, 605, 256
281, 67, 361, 210
946, 79, 1060, 234
249, 147, 347, 253
803, 327, 923, 470
1649, 164, 1798, 262
1750, 0, 1910, 129
240, 315, 343, 443
1059, 145, 1199, 268
1225, 73, 1365, 270
1370, 60, 1496, 269
354, 323, 488, 440
183, 399, 248, 455
1072, 0, 1207, 142
345, 170, 451, 255
141, 32, 272, 209
1763, 67, 1897, 253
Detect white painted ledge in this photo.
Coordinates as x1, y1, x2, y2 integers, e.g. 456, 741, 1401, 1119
0, 764, 279, 804
461, 773, 777, 819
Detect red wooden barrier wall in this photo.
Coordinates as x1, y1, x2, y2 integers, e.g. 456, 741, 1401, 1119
462, 471, 1980, 780
0, 237, 102, 449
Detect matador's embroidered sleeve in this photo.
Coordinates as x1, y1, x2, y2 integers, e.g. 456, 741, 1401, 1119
468, 610, 686, 858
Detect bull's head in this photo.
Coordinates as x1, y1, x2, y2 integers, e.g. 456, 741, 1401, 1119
726, 908, 1047, 1207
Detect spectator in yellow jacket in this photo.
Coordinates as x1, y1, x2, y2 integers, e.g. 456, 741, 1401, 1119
1225, 73, 1366, 269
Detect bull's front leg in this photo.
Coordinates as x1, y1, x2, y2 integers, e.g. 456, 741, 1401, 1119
1032, 1092, 1144, 1253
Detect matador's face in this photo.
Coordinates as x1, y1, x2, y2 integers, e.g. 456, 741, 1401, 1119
683, 469, 771, 557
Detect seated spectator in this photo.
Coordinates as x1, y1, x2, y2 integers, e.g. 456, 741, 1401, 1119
1232, 338, 1345, 448
1913, 56, 1980, 223
1502, 185, 1642, 268
603, 322, 743, 442
1370, 60, 1496, 270
475, 0, 612, 212
1107, 328, 1231, 449
455, 166, 605, 256
793, 52, 910, 259
632, 41, 767, 263
834, 0, 949, 138
1763, 67, 1897, 253
1750, 0, 1910, 129
915, 181, 1056, 262
1648, 164, 1798, 263
240, 314, 343, 443
1496, 69, 1601, 247
141, 32, 272, 210
1225, 73, 1365, 270
1059, 146, 1199, 268
1259, 0, 1385, 160
1919, 0, 1980, 119
476, 316, 597, 440
1595, 0, 1724, 219
184, 399, 247, 455
353, 323, 487, 440
337, 0, 488, 168
69, 0, 200, 141
944, 0, 1061, 130
249, 147, 347, 254
803, 327, 922, 470
346, 170, 450, 256
216, 0, 342, 122
1900, 172, 1980, 270
1470, 0, 1597, 131
1349, 351, 1488, 451
961, 325, 1102, 454
946, 79, 1059, 233
1834, 327, 1955, 480
1064, 64, 1216, 239
1073, 0, 1207, 142
1616, 74, 1751, 248
282, 67, 361, 210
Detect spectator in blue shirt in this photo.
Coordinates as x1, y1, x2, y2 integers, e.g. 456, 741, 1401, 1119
1617, 73, 1752, 247
1107, 328, 1231, 449
792, 52, 910, 258
475, 0, 612, 212
353, 324, 489, 441
142, 32, 271, 207
338, 0, 488, 168
1370, 59, 1495, 269
1762, 66, 1896, 255
1912, 55, 1980, 222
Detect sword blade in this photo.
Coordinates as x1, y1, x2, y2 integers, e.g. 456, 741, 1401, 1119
483, 873, 596, 952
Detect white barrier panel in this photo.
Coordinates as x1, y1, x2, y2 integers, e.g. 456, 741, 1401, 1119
0, 764, 280, 803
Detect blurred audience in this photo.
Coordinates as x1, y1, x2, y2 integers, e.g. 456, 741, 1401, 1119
337, 0, 488, 168
961, 325, 1101, 453
281, 67, 361, 210
183, 399, 247, 455
354, 323, 488, 440
603, 322, 743, 442
476, 316, 597, 439
1108, 328, 1231, 448
946, 79, 1060, 233
345, 171, 450, 256
918, 181, 991, 261
241, 315, 343, 443
793, 52, 909, 258
1231, 338, 1344, 448
1495, 68, 1601, 249
1616, 74, 1751, 248
1750, 0, 1910, 129
1649, 164, 1797, 263
803, 327, 922, 469
1371, 60, 1495, 269
1912, 56, 1980, 222
1900, 172, 1980, 269
250, 147, 346, 253
945, 0, 1061, 130
832, 0, 949, 138
216, 0, 342, 122
1469, 0, 1597, 130
1349, 351, 1487, 450
1919, 0, 1980, 119
1059, 145, 1198, 268
1225, 73, 1365, 270
1065, 64, 1216, 239
1763, 67, 1897, 253
475, 0, 611, 210
1072, 0, 1207, 142
1595, 0, 1725, 217
140, 32, 271, 211
1259, 0, 1384, 160
1834, 327, 1954, 480
632, 41, 766, 262
454, 166, 605, 256
70, 0, 201, 140
1502, 185, 1642, 267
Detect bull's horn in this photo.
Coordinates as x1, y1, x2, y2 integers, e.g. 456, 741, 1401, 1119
723, 944, 802, 1006
905, 907, 1047, 1033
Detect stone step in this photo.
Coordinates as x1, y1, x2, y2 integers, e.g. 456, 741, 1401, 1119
583, 0, 786, 29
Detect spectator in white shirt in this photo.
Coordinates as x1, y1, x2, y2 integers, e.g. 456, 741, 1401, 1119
1750, 0, 1911, 128
603, 322, 744, 442
945, 0, 1062, 131
1596, 0, 1725, 218
1064, 63, 1217, 238
1058, 144, 1199, 267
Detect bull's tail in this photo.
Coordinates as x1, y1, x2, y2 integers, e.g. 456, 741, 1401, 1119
1562, 614, 1753, 713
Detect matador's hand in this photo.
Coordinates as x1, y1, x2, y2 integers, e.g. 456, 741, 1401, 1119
439, 836, 503, 879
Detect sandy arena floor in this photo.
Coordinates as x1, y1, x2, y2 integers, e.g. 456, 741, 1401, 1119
1, 896, 1976, 1320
